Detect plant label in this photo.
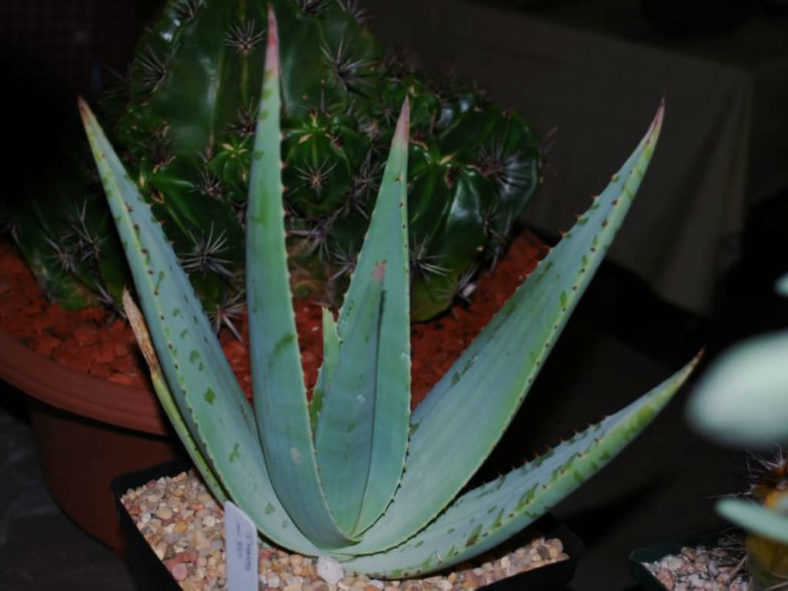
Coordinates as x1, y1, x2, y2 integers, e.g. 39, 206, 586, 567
224, 500, 259, 591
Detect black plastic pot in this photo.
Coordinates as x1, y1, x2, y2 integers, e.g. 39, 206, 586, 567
628, 529, 737, 590
112, 459, 191, 591
113, 460, 583, 591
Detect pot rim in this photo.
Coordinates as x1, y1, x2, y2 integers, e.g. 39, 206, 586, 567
0, 329, 166, 434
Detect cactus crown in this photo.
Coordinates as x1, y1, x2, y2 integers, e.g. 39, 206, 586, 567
80, 7, 693, 577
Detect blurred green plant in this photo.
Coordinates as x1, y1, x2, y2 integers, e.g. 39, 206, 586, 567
687, 274, 788, 590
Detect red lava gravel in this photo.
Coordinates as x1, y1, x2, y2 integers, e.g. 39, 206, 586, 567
0, 231, 548, 408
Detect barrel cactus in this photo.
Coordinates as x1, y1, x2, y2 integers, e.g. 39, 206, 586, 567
9, 0, 541, 322
80, 8, 693, 577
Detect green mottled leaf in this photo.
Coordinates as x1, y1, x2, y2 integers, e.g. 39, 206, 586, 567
326, 101, 412, 536
79, 94, 319, 554
245, 8, 352, 548
343, 103, 665, 554
341, 356, 695, 576
316, 263, 384, 532
122, 290, 228, 503
310, 307, 340, 431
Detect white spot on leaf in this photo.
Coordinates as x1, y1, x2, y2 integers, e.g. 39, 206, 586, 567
290, 447, 302, 464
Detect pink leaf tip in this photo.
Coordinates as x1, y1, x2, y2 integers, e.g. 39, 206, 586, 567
374, 261, 387, 283
265, 4, 280, 77
394, 97, 410, 146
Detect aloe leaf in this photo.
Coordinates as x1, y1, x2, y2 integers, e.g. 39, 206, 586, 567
341, 357, 695, 576
78, 99, 319, 555
310, 307, 340, 431
346, 103, 665, 554
687, 331, 788, 446
245, 7, 352, 548
316, 263, 385, 532
321, 100, 412, 536
717, 498, 788, 545
122, 290, 228, 503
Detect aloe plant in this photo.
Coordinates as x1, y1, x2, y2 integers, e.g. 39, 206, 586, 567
80, 7, 695, 577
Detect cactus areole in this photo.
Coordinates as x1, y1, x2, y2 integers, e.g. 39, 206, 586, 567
80, 6, 696, 578
11, 0, 543, 322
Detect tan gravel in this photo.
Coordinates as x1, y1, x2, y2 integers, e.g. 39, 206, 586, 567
121, 469, 568, 591
642, 535, 751, 591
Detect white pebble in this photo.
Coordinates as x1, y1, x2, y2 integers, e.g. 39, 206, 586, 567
665, 555, 685, 571
317, 557, 345, 585
156, 506, 173, 520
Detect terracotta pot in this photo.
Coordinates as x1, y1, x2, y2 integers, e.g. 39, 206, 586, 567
0, 229, 547, 555
0, 328, 177, 553
0, 329, 167, 433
